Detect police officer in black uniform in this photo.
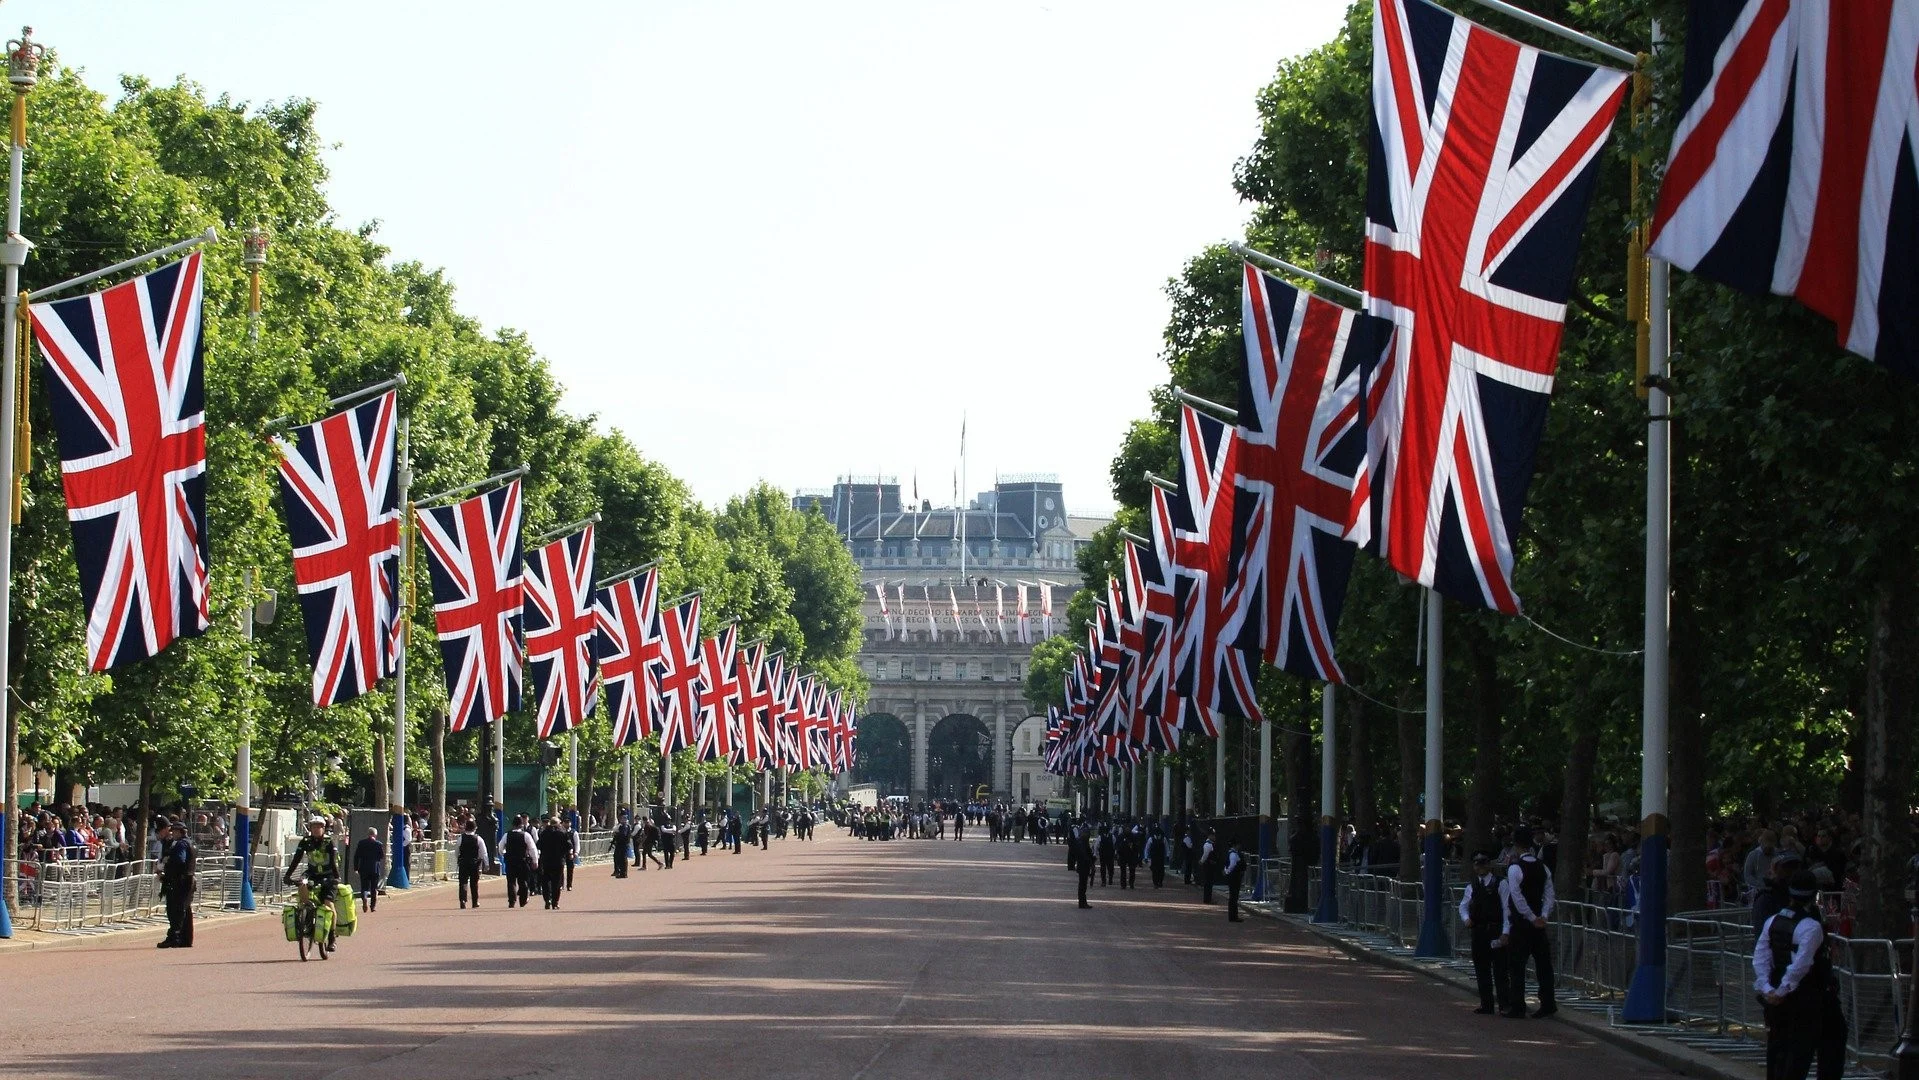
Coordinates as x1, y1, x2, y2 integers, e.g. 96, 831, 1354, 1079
1145, 827, 1169, 888
535, 816, 570, 909
456, 818, 487, 908
1223, 843, 1248, 921
1458, 852, 1511, 1014
501, 814, 534, 907
1753, 869, 1846, 1079
156, 819, 196, 948
1500, 825, 1557, 1018
612, 812, 632, 878
1069, 826, 1096, 909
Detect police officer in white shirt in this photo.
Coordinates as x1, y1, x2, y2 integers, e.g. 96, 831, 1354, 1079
1499, 825, 1556, 1018
1752, 869, 1845, 1079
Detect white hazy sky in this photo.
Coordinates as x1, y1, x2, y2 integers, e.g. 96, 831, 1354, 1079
26, 1, 1349, 515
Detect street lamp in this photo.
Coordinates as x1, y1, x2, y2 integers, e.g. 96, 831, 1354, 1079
241, 226, 268, 342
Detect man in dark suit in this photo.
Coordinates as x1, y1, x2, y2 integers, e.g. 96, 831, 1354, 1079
536, 817, 570, 909
352, 828, 385, 912
611, 812, 632, 878
1069, 827, 1096, 909
456, 819, 487, 908
1145, 827, 1169, 888
1117, 827, 1141, 889
501, 815, 534, 907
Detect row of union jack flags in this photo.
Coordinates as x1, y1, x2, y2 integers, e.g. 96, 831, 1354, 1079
25, 260, 854, 770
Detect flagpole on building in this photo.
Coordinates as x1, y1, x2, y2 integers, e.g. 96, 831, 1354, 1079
388, 418, 413, 889
1315, 684, 1340, 922
1414, 591, 1449, 956
0, 28, 45, 938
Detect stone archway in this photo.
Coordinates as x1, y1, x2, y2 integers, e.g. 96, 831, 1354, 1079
927, 714, 992, 800
853, 714, 911, 796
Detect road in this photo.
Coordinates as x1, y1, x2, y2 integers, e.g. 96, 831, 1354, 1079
0, 828, 1685, 1080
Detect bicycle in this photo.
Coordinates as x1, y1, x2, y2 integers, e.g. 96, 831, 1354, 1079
287, 877, 336, 961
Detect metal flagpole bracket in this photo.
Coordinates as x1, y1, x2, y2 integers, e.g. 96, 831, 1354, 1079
1143, 471, 1178, 492
596, 559, 658, 589
417, 462, 530, 508
1172, 387, 1239, 425
1118, 529, 1150, 548
1229, 242, 1364, 305
1447, 0, 1638, 66
33, 227, 218, 301
264, 372, 406, 433
659, 589, 702, 609
532, 511, 600, 546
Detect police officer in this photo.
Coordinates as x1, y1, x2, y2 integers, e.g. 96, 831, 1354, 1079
1096, 826, 1117, 887
1753, 869, 1846, 1080
1223, 843, 1247, 921
1458, 852, 1511, 1015
1069, 826, 1096, 909
612, 812, 632, 878
1145, 827, 1169, 888
456, 818, 487, 908
1500, 825, 1557, 1019
536, 816, 570, 909
156, 819, 195, 948
501, 814, 534, 908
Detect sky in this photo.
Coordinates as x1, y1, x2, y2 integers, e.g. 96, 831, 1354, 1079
24, 1, 1350, 515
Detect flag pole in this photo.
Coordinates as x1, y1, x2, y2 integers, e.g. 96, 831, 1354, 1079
1229, 243, 1364, 304
1314, 684, 1340, 922
1172, 387, 1238, 425
532, 511, 600, 546
237, 568, 260, 911
388, 418, 413, 889
30, 226, 218, 302
1450, 0, 1638, 65
419, 462, 530, 508
596, 560, 658, 590
1414, 590, 1449, 956
1623, 23, 1669, 1025
0, 27, 46, 938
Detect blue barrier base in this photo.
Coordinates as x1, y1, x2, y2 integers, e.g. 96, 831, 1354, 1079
0, 809, 11, 937
235, 812, 256, 911
387, 811, 412, 889
1622, 830, 1669, 1023
1314, 822, 1340, 923
1413, 831, 1450, 957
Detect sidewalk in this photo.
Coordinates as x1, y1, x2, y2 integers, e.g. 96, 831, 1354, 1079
1242, 900, 1873, 1080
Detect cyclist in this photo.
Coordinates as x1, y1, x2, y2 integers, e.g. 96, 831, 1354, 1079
283, 815, 342, 946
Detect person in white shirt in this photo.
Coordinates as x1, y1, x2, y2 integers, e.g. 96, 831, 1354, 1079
1752, 870, 1845, 1080
1458, 852, 1511, 1015
1499, 825, 1557, 1018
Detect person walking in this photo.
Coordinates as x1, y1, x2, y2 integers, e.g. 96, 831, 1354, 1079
353, 828, 385, 913
536, 817, 570, 909
1097, 826, 1117, 887
1117, 827, 1141, 889
501, 815, 534, 908
1223, 843, 1247, 921
1070, 826, 1096, 909
1501, 826, 1557, 1019
1145, 828, 1169, 888
1754, 869, 1847, 1080
156, 819, 196, 949
612, 812, 632, 878
1199, 831, 1220, 904
1459, 852, 1511, 1015
457, 819, 487, 909
564, 815, 580, 891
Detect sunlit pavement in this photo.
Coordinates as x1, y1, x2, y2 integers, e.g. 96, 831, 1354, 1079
0, 829, 1685, 1080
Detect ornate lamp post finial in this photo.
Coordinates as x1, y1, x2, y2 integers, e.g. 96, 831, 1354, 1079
7, 28, 43, 95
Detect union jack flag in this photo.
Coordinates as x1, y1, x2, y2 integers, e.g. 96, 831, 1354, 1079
1362, 0, 1629, 613
653, 593, 703, 755
1649, 0, 1919, 378
1169, 405, 1265, 737
417, 480, 524, 733
594, 567, 660, 749
695, 623, 742, 763
31, 254, 209, 671
1233, 265, 1386, 682
1134, 488, 1183, 753
736, 643, 775, 767
523, 525, 597, 739
272, 389, 401, 707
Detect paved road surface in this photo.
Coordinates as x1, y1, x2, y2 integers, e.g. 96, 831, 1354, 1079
0, 829, 1683, 1080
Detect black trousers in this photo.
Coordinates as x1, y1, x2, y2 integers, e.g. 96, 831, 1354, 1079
759, 829, 768, 850
663, 841, 676, 868
504, 861, 530, 906
1227, 878, 1243, 919
1201, 867, 1216, 903
458, 863, 482, 906
163, 887, 193, 946
1470, 933, 1508, 1010
1119, 862, 1136, 888
1077, 869, 1093, 907
358, 870, 381, 909
565, 858, 574, 889
612, 847, 628, 877
681, 832, 692, 858
1765, 988, 1846, 1080
1150, 861, 1167, 888
1099, 857, 1115, 886
1506, 922, 1555, 1010
541, 867, 564, 907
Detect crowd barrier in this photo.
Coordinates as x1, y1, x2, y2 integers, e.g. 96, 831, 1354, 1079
1262, 858, 1912, 1075
3, 829, 618, 934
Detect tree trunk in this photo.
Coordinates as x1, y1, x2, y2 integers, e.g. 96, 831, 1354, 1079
1858, 563, 1919, 939
1463, 619, 1502, 859
429, 711, 446, 842
133, 750, 158, 869
1397, 690, 1421, 884
1349, 691, 1374, 843
1555, 728, 1599, 899
1668, 600, 1708, 914
371, 734, 389, 811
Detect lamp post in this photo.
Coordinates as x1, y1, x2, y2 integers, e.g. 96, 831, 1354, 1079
242, 226, 267, 343
235, 570, 276, 911
0, 24, 44, 942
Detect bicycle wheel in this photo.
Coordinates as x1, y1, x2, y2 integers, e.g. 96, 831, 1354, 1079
316, 929, 329, 960
297, 912, 311, 962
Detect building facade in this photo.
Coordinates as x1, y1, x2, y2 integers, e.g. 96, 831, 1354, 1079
795, 474, 1107, 803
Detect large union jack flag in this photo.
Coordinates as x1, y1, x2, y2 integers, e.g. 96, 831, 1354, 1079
1362, 0, 1629, 613
736, 642, 775, 768
524, 525, 597, 740
273, 389, 401, 706
1169, 406, 1265, 736
653, 593, 703, 755
695, 623, 742, 763
1649, 0, 1919, 378
31, 254, 209, 671
417, 480, 524, 733
1232, 265, 1387, 682
596, 567, 660, 748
